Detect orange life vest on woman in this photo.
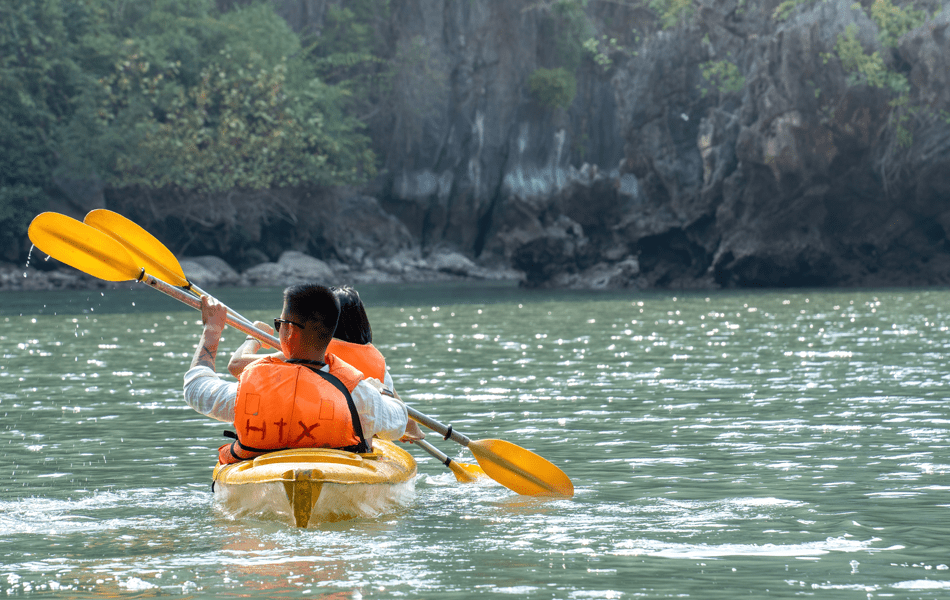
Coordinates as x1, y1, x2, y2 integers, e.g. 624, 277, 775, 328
327, 338, 387, 382
217, 354, 368, 464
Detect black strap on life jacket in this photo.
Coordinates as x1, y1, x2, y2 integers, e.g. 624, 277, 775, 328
287, 359, 369, 454
222, 430, 284, 459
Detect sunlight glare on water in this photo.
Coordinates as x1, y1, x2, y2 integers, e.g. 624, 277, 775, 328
1, 284, 949, 598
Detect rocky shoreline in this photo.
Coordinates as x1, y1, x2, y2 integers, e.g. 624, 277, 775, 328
0, 248, 525, 292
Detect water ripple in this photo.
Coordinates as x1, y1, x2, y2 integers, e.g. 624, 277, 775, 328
3, 287, 950, 597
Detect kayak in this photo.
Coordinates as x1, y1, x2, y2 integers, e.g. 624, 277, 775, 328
212, 439, 417, 527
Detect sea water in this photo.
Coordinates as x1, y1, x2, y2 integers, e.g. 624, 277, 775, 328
1, 282, 949, 598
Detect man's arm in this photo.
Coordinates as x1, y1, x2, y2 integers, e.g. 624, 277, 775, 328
183, 366, 237, 423
228, 321, 282, 378
351, 378, 424, 442
181, 295, 237, 423
377, 383, 424, 441
190, 296, 228, 370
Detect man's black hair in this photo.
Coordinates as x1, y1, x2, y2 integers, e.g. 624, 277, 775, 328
283, 283, 340, 345
332, 285, 373, 345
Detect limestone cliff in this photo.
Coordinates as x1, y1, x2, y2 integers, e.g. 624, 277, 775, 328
226, 0, 950, 289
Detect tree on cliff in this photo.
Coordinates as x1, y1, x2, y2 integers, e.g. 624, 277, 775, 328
0, 0, 374, 261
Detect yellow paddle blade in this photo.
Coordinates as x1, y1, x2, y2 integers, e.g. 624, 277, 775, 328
448, 460, 486, 483
28, 212, 140, 282
84, 209, 189, 288
469, 439, 574, 497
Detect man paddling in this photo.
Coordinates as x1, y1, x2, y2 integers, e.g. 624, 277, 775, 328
183, 283, 415, 463
229, 285, 396, 389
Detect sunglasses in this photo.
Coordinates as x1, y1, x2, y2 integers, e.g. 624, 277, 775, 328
274, 317, 305, 332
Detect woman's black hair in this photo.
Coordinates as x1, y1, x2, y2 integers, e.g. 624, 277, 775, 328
331, 285, 373, 345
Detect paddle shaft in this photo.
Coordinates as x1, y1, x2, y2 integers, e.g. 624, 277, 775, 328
189, 282, 271, 344
407, 407, 472, 447
414, 438, 460, 467
170, 277, 275, 349
139, 273, 281, 347
413, 438, 484, 482
187, 281, 269, 339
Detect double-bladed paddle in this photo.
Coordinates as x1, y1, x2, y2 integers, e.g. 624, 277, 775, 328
79, 210, 492, 485
27, 211, 574, 497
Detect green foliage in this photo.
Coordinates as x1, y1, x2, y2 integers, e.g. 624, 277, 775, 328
868, 0, 926, 47
834, 24, 909, 93
773, 0, 820, 21
700, 60, 745, 97
525, 1, 591, 112
583, 35, 627, 68
529, 67, 578, 109
306, 0, 391, 116
528, 0, 593, 72
98, 57, 371, 193
833, 0, 927, 151
649, 0, 695, 29
0, 0, 377, 255
550, 0, 594, 70
0, 0, 85, 256
91, 1, 375, 192
774, 0, 926, 152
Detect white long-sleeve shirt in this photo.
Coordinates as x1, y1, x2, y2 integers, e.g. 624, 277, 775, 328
183, 365, 408, 448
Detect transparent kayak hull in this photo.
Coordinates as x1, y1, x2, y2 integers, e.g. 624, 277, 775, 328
212, 440, 417, 527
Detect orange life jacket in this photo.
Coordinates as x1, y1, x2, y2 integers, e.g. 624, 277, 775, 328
217, 355, 368, 464
327, 338, 387, 382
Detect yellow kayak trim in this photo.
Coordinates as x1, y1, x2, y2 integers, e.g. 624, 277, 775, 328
212, 439, 417, 527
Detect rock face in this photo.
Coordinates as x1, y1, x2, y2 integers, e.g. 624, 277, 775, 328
698, 4, 948, 289
56, 0, 950, 292
373, 1, 632, 272
317, 0, 950, 289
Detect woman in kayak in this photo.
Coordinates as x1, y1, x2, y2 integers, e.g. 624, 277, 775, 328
325, 285, 395, 392
325, 285, 423, 440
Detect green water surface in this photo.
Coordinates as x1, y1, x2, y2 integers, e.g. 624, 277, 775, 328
1, 283, 949, 598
